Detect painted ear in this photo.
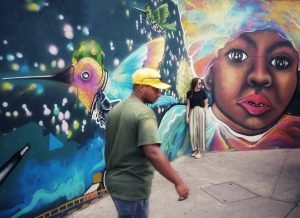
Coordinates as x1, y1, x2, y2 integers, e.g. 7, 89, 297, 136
204, 69, 213, 91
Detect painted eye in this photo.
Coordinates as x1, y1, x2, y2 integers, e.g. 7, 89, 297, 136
227, 49, 248, 63
270, 56, 290, 70
81, 71, 90, 80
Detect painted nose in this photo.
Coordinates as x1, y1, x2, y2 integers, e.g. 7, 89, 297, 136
247, 58, 272, 88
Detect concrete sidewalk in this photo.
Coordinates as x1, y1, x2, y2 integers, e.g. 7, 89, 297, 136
67, 149, 300, 218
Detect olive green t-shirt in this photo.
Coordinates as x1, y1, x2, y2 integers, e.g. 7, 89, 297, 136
104, 96, 161, 200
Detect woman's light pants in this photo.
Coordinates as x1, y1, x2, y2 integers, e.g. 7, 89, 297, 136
189, 106, 206, 151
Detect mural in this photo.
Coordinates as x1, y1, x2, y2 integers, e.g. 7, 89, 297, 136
1, 0, 300, 217
0, 0, 184, 217
160, 0, 300, 160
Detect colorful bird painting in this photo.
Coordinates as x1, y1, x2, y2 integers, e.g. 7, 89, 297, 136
2, 37, 167, 128
135, 3, 176, 34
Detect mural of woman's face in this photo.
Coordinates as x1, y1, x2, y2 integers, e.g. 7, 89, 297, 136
208, 30, 299, 135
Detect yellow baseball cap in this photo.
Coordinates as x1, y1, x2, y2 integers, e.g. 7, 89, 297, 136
132, 68, 171, 89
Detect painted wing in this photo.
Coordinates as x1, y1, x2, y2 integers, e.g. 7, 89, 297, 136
159, 104, 192, 160
105, 37, 165, 100
153, 3, 169, 25
148, 95, 179, 108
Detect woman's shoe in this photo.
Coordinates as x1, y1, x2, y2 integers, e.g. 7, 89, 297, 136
191, 151, 197, 157
195, 152, 202, 159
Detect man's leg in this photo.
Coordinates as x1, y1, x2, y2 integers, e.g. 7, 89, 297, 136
111, 197, 149, 218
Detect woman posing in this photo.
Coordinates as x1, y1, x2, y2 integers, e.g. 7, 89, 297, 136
186, 78, 208, 158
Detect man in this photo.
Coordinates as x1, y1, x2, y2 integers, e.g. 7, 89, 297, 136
105, 68, 189, 218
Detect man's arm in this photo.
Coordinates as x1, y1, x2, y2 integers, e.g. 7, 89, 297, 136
142, 144, 189, 200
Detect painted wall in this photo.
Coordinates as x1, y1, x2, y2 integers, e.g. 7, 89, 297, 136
160, 0, 300, 159
0, 0, 184, 217
0, 0, 299, 217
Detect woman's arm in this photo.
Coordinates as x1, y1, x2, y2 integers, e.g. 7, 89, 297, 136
204, 98, 209, 110
186, 99, 190, 123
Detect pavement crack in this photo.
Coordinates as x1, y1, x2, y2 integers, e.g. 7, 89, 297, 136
271, 150, 289, 197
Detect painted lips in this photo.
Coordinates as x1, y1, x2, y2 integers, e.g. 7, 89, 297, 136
238, 94, 272, 115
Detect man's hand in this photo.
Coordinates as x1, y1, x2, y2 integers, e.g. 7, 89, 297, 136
176, 182, 189, 201
143, 144, 190, 201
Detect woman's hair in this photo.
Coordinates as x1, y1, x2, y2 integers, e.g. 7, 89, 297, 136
187, 77, 200, 100
191, 77, 200, 90
178, 0, 300, 78
189, 77, 200, 91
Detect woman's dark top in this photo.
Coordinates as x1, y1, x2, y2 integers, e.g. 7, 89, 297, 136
187, 90, 207, 109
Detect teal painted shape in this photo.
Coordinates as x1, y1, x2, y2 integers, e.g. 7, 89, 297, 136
49, 133, 63, 151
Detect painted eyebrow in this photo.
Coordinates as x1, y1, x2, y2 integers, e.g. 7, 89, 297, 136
239, 33, 295, 53
266, 41, 295, 54
239, 34, 257, 48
